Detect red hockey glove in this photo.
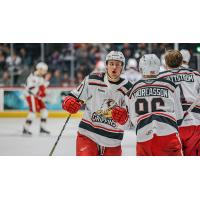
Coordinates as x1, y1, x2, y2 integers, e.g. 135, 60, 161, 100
37, 85, 46, 98
62, 96, 81, 114
111, 106, 128, 125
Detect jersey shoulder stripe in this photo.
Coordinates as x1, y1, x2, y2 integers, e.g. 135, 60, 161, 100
182, 104, 200, 114
118, 81, 133, 95
158, 69, 172, 76
117, 88, 126, 95
132, 79, 144, 88
79, 120, 124, 140
193, 71, 200, 77
136, 114, 178, 133
89, 72, 105, 81
88, 82, 107, 87
156, 78, 177, 88
179, 67, 200, 76
123, 81, 133, 90
128, 80, 144, 96
137, 112, 176, 124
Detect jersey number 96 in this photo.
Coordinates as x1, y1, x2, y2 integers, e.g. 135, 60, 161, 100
135, 98, 165, 115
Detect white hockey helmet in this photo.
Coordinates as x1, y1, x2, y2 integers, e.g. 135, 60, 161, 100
180, 49, 191, 63
95, 60, 105, 73
105, 51, 125, 69
139, 54, 160, 76
36, 62, 48, 71
126, 58, 138, 70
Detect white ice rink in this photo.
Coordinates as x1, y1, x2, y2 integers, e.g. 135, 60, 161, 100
0, 118, 136, 156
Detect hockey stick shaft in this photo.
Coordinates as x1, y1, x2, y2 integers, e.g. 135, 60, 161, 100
49, 77, 87, 156
49, 113, 71, 156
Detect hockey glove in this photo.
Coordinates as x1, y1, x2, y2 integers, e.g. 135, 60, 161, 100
111, 106, 128, 125
62, 96, 81, 114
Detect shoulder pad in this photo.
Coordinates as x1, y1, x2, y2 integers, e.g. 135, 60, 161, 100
89, 72, 105, 81
123, 81, 133, 90
158, 69, 171, 75
156, 78, 177, 88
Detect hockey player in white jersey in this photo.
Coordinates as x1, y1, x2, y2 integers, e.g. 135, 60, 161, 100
124, 58, 142, 83
62, 51, 132, 156
124, 54, 183, 156
158, 50, 200, 156
23, 62, 50, 135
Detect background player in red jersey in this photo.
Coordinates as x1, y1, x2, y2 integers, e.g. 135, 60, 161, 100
62, 51, 132, 156
158, 50, 200, 156
23, 62, 50, 135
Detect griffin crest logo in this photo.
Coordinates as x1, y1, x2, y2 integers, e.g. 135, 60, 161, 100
91, 99, 117, 127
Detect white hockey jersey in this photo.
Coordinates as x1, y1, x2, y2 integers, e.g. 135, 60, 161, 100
126, 78, 183, 143
158, 67, 200, 127
69, 72, 133, 147
24, 73, 49, 97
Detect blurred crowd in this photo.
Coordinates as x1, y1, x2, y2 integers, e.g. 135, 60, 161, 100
0, 43, 199, 87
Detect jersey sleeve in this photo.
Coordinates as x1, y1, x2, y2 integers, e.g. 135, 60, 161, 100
70, 76, 89, 102
43, 80, 50, 87
26, 76, 39, 95
195, 72, 200, 94
174, 87, 184, 125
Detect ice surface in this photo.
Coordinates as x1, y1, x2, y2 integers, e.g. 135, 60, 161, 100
0, 118, 136, 156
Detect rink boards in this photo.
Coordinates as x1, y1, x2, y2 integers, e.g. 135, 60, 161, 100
0, 111, 83, 118
0, 86, 83, 118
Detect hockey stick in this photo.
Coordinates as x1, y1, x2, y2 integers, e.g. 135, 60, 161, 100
49, 78, 87, 156
49, 113, 72, 156
179, 95, 200, 126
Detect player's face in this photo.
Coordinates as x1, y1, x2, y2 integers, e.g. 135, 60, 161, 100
106, 60, 123, 81
38, 69, 47, 76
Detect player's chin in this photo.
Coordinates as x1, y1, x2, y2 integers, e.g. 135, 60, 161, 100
111, 73, 120, 79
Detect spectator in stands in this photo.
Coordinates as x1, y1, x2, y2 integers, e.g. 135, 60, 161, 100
75, 44, 91, 68
152, 43, 162, 57
0, 44, 10, 56
45, 71, 52, 82
88, 45, 101, 65
19, 48, 32, 67
75, 70, 84, 85
76, 62, 91, 77
6, 51, 22, 85
0, 51, 7, 71
2, 71, 10, 85
61, 72, 71, 86
0, 43, 198, 87
52, 51, 60, 63
0, 51, 10, 86
134, 43, 148, 60
121, 43, 133, 60
50, 69, 62, 86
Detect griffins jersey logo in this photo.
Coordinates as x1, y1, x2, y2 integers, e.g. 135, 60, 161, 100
91, 99, 117, 127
